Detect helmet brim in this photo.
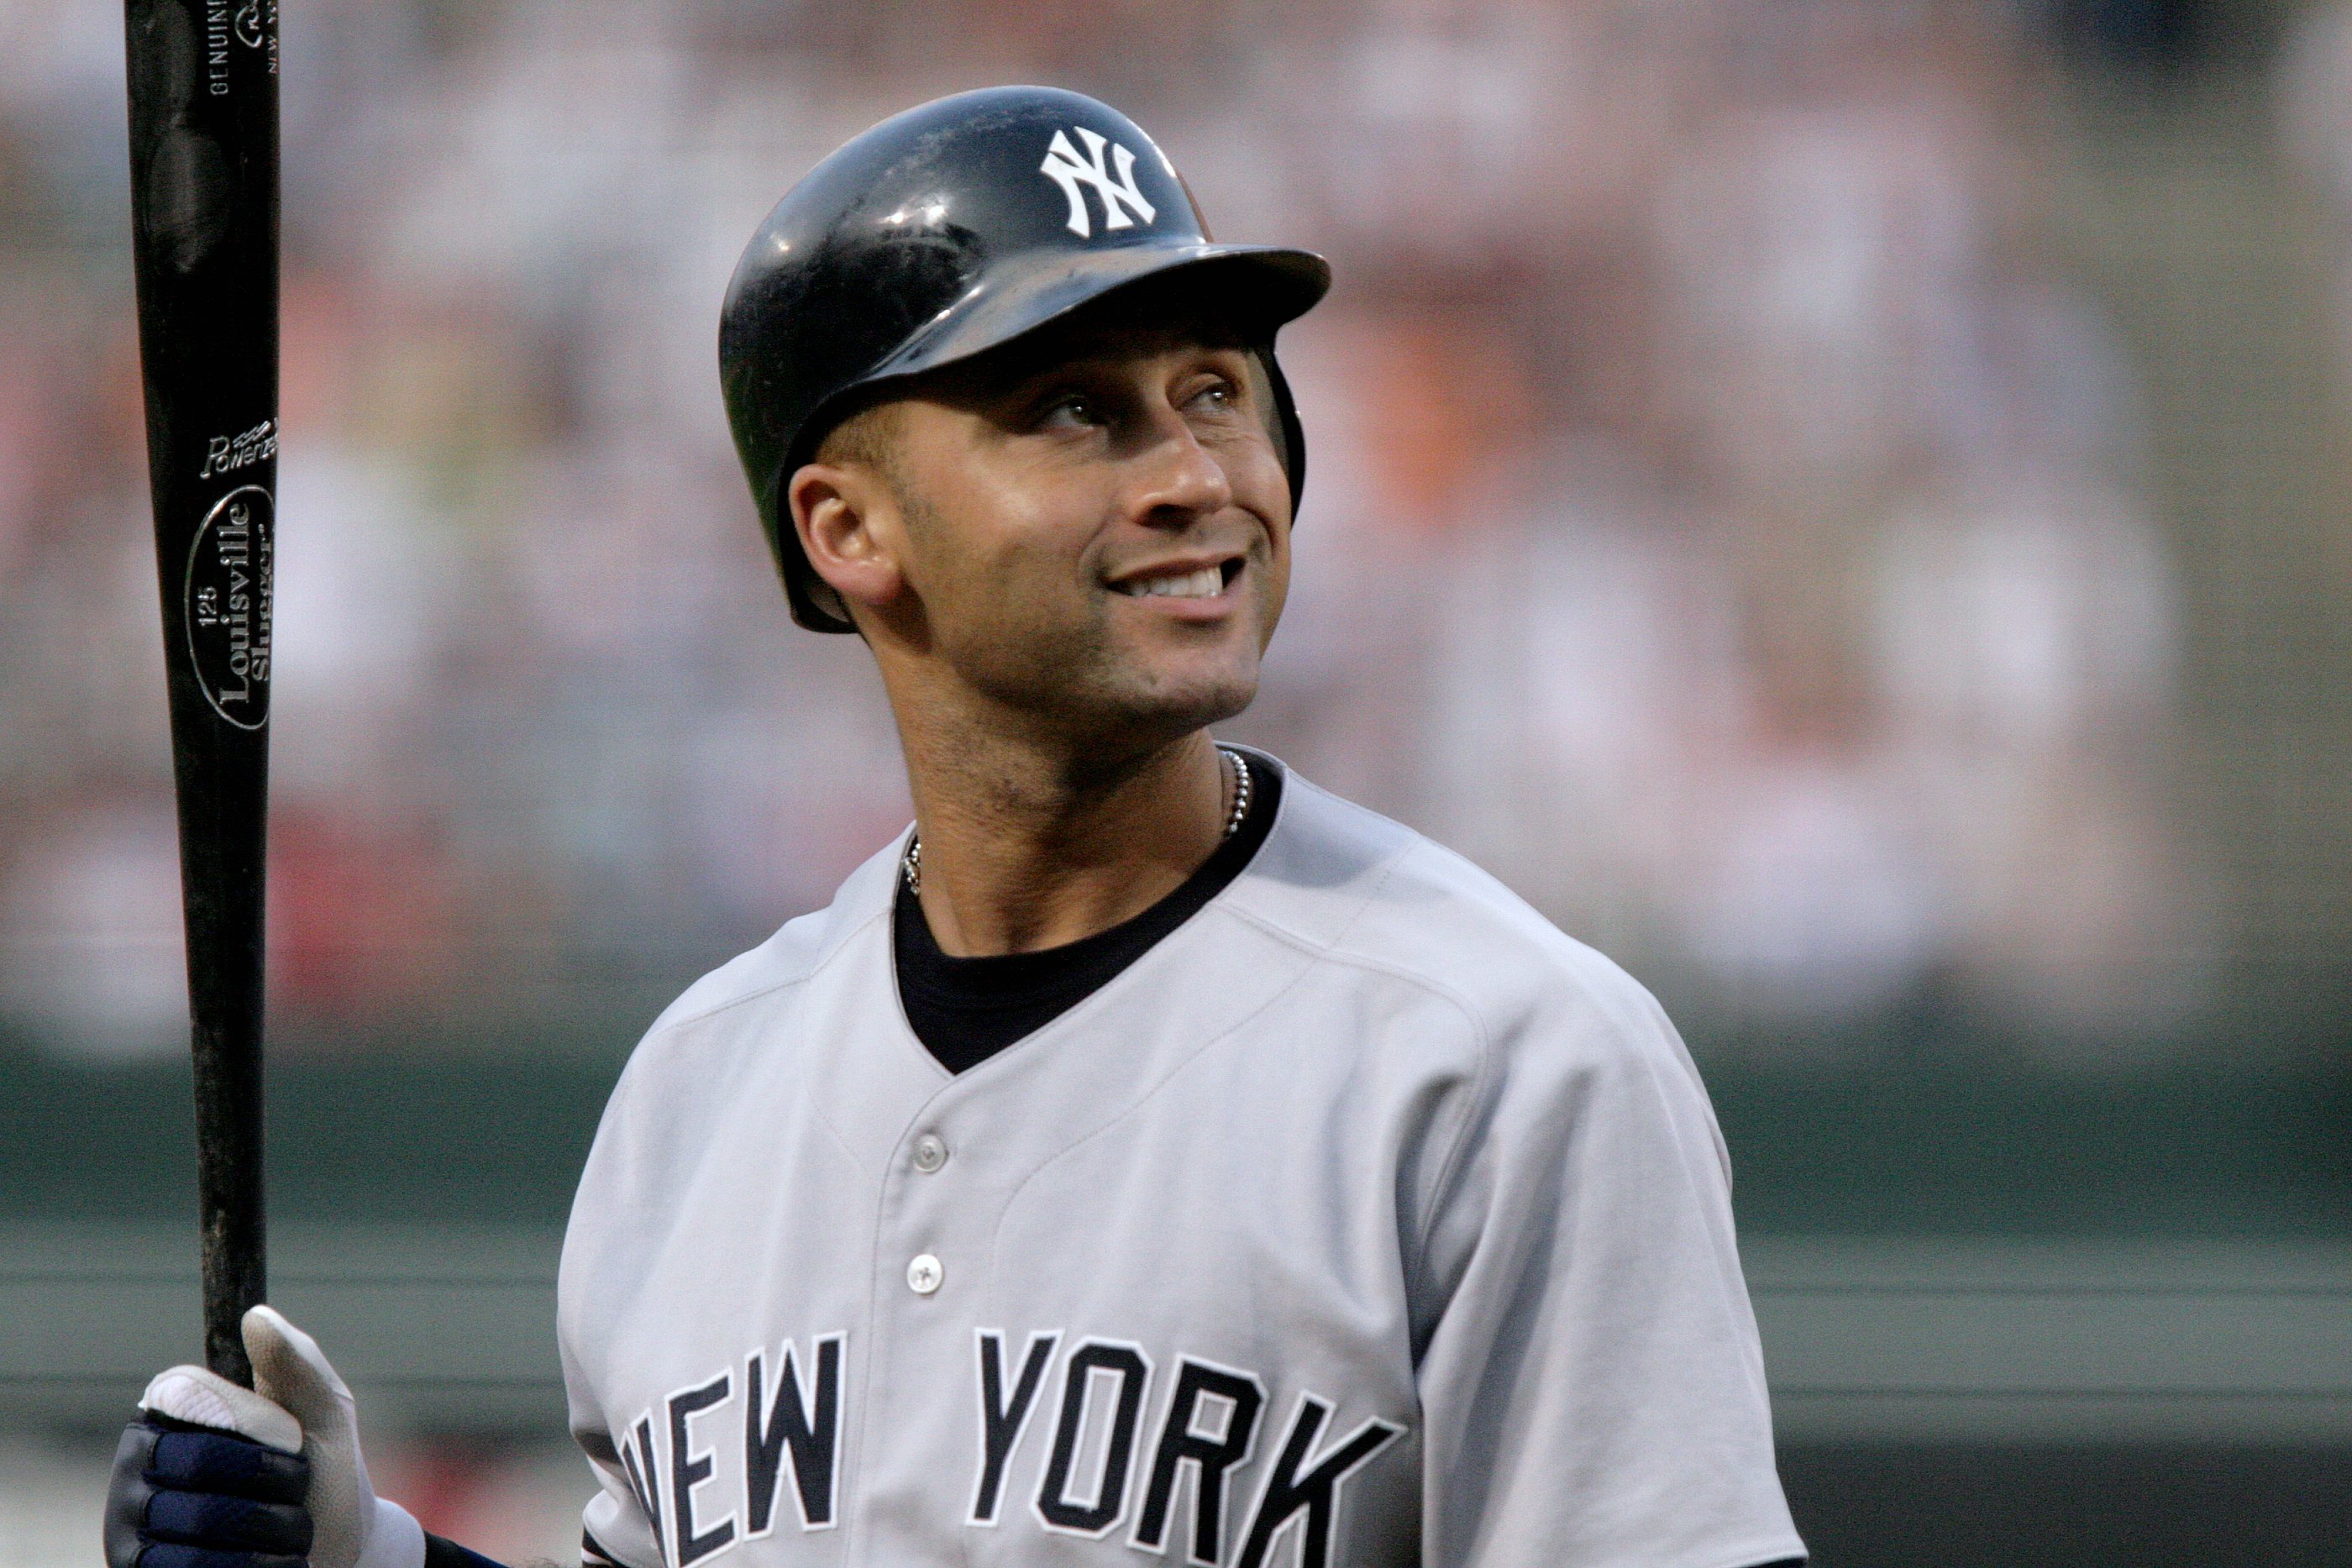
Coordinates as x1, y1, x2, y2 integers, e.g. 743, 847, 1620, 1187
874, 242, 1330, 385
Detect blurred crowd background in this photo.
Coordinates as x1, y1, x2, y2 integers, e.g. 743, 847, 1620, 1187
10, 0, 2339, 1057
3, 0, 2349, 1563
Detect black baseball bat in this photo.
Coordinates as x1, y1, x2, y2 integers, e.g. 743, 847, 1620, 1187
121, 0, 280, 1387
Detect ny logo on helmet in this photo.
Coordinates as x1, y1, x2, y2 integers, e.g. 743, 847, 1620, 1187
1039, 127, 1158, 239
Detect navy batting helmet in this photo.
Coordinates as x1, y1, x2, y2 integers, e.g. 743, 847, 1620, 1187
720, 86, 1331, 632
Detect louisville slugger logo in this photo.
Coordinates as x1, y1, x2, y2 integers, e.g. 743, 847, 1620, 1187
183, 485, 274, 732
1039, 127, 1157, 239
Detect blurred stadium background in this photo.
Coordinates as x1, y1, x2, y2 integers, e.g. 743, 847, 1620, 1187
2, 0, 2349, 1560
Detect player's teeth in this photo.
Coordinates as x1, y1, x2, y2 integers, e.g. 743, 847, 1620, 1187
1137, 567, 1221, 598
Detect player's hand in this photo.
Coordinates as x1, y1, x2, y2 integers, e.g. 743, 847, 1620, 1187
105, 1382, 309, 1568
105, 1306, 426, 1568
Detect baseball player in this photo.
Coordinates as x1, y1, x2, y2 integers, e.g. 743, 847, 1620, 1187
105, 87, 1806, 1568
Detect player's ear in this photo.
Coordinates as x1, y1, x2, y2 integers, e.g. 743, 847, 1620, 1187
789, 459, 906, 625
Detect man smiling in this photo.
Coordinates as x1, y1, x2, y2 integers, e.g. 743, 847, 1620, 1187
106, 87, 1805, 1568
785, 305, 1295, 961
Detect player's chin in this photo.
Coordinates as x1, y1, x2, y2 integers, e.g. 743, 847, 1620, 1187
1067, 595, 1271, 735
1121, 647, 1263, 734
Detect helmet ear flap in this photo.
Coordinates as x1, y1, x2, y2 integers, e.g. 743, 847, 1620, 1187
759, 461, 862, 635
787, 560, 858, 635
766, 397, 880, 634
1255, 344, 1307, 508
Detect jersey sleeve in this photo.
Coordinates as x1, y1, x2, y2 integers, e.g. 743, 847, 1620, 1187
573, 1444, 663, 1568
559, 1227, 665, 1568
1409, 969, 1806, 1568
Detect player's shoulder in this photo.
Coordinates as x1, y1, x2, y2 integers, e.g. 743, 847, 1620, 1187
1233, 767, 1675, 1066
614, 832, 903, 1086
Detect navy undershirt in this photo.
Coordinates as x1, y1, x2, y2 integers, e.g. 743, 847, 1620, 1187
893, 751, 1284, 1074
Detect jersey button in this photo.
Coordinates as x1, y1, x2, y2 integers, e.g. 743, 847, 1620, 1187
912, 1134, 948, 1173
907, 1254, 944, 1295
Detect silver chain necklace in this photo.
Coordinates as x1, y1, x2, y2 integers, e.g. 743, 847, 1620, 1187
901, 745, 1252, 897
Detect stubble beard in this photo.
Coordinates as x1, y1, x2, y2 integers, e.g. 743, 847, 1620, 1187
960, 586, 1259, 771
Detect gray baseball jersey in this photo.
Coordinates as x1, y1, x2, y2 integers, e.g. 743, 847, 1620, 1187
558, 768, 1803, 1568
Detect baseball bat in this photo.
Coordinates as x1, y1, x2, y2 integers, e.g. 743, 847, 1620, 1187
121, 0, 280, 1387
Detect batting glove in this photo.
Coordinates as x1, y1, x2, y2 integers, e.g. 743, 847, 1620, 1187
104, 1306, 427, 1568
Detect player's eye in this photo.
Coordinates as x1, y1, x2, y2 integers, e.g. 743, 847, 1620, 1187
1037, 391, 1105, 431
1193, 380, 1236, 410
1181, 365, 1252, 417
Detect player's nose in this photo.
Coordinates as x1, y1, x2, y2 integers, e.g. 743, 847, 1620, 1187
1121, 403, 1234, 529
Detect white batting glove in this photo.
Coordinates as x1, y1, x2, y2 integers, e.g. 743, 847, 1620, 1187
139, 1306, 427, 1568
